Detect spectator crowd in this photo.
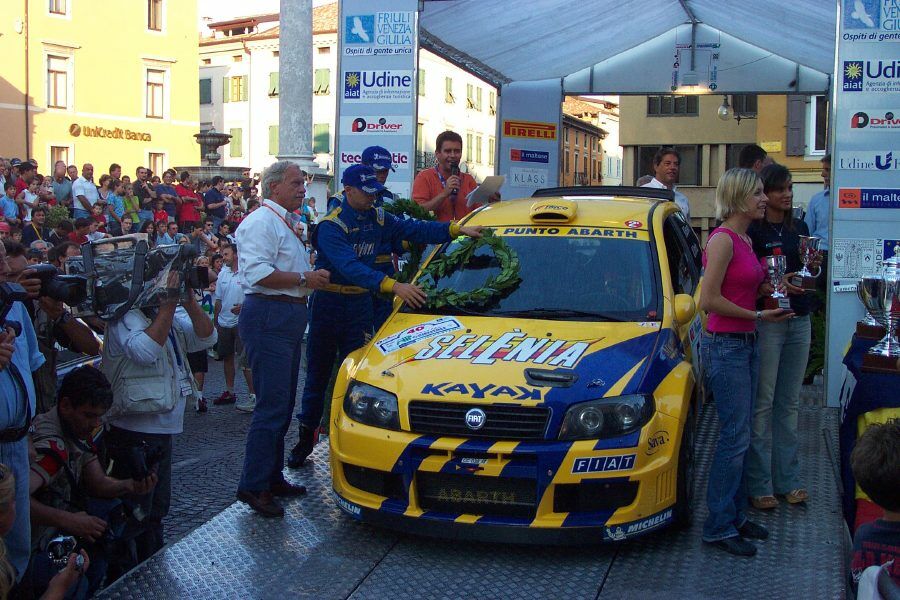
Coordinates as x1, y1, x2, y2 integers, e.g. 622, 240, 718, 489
0, 156, 322, 598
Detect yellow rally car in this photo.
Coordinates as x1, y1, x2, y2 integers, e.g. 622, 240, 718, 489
330, 186, 705, 543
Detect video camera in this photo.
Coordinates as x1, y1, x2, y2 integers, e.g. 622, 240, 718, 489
66, 234, 209, 321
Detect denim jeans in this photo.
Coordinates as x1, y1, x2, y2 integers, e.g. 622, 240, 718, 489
700, 331, 759, 542
105, 426, 173, 562
0, 438, 30, 578
238, 295, 308, 492
298, 291, 373, 429
746, 315, 810, 497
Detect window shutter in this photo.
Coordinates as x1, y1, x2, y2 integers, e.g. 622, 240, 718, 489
786, 95, 807, 156
268, 125, 279, 155
199, 79, 211, 104
269, 72, 279, 96
417, 69, 425, 96
222, 77, 230, 103
229, 128, 242, 158
313, 123, 330, 153
314, 69, 330, 95
240, 75, 249, 101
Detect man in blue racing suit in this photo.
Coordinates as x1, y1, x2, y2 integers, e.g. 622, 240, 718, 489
288, 164, 482, 467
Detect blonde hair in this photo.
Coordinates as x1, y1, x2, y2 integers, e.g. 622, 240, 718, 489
0, 464, 16, 600
715, 168, 761, 221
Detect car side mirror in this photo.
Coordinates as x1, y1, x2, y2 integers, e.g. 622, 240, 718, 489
673, 293, 696, 325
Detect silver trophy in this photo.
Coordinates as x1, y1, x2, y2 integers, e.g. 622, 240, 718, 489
858, 257, 900, 373
791, 235, 821, 291
856, 281, 886, 340
763, 255, 791, 310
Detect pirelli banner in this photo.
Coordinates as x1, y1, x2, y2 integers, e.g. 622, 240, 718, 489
336, 0, 418, 200
497, 79, 563, 200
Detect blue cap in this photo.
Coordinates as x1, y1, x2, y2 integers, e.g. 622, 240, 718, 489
360, 146, 395, 172
9, 158, 22, 167
341, 164, 386, 194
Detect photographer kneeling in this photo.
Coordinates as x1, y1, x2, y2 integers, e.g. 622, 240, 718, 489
100, 266, 216, 563
27, 366, 156, 597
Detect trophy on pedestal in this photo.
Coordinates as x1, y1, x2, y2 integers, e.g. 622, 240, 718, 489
856, 282, 887, 340
858, 257, 900, 373
763, 254, 791, 310
790, 236, 822, 291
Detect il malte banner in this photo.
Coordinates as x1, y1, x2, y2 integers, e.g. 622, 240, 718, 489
336, 1, 418, 200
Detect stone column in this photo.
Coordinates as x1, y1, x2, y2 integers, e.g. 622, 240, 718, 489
278, 0, 328, 202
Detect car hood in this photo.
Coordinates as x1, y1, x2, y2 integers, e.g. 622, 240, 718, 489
354, 314, 679, 429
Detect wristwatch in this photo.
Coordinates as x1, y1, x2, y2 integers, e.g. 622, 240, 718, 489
755, 310, 762, 321
298, 273, 307, 288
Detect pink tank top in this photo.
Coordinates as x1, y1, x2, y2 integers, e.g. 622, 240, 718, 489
702, 227, 765, 333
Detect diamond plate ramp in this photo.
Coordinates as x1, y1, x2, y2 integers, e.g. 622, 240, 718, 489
349, 535, 615, 600
597, 405, 845, 600
99, 444, 399, 600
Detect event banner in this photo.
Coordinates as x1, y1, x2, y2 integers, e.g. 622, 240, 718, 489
496, 80, 563, 200
825, 0, 900, 405
336, 0, 418, 200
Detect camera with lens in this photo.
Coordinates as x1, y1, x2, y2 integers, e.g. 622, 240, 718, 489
120, 440, 164, 480
65, 234, 209, 321
46, 535, 84, 572
28, 263, 88, 306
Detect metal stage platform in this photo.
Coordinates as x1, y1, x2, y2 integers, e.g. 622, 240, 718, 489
99, 405, 847, 600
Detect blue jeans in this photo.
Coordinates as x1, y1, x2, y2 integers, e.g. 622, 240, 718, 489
238, 295, 308, 492
700, 331, 759, 542
746, 315, 810, 496
72, 208, 91, 220
298, 291, 373, 429
0, 438, 30, 579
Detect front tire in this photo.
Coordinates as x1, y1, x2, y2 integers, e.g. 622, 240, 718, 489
673, 404, 696, 529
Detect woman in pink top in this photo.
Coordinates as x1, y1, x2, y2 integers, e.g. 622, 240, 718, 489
698, 168, 793, 557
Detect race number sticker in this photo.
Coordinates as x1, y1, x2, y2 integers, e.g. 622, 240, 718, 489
376, 316, 463, 354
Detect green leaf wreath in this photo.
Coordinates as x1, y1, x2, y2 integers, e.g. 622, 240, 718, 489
382, 198, 435, 283
417, 229, 521, 309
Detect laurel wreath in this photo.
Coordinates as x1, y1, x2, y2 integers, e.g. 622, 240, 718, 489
417, 229, 521, 308
381, 198, 435, 283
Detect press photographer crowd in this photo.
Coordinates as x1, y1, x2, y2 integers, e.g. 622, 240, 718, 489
0, 156, 314, 598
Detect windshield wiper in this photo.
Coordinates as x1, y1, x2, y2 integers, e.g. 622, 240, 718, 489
491, 308, 630, 322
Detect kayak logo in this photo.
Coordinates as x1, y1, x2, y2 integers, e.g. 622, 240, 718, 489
420, 382, 542, 400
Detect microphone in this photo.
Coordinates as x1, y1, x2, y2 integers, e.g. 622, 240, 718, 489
449, 162, 460, 196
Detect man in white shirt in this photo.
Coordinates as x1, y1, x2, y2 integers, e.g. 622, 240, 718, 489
72, 163, 99, 220
212, 242, 255, 412
234, 160, 330, 518
101, 291, 216, 561
641, 147, 691, 220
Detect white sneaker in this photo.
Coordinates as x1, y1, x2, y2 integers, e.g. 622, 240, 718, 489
235, 394, 256, 413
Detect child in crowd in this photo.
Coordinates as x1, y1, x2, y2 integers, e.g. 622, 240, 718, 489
850, 420, 900, 594
152, 199, 169, 224
16, 177, 39, 223
1, 181, 20, 226
122, 183, 141, 227
106, 179, 126, 235
90, 203, 108, 233
9, 228, 22, 244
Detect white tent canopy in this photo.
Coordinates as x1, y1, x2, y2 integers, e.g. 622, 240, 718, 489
420, 0, 836, 93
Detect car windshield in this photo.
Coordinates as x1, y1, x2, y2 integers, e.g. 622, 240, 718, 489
406, 232, 661, 322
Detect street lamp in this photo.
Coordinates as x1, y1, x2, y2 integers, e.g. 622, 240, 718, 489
718, 96, 732, 121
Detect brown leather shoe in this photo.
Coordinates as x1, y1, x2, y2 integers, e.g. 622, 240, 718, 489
270, 480, 307, 497
237, 489, 285, 518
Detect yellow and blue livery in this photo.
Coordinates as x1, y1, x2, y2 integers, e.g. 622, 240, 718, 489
330, 187, 704, 543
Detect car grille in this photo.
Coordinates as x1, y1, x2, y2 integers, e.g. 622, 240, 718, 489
417, 472, 537, 518
407, 401, 549, 440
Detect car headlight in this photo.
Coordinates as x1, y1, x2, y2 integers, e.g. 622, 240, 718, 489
343, 380, 400, 430
558, 394, 654, 440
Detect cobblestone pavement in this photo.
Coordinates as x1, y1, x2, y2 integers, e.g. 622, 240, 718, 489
164, 347, 307, 543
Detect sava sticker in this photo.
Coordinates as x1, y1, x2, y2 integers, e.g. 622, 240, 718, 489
410, 331, 600, 367
603, 508, 673, 541
376, 316, 463, 354
572, 454, 636, 474
645, 431, 670, 455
